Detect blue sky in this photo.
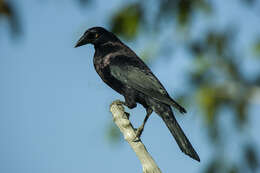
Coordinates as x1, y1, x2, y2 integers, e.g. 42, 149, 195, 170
1, 0, 259, 173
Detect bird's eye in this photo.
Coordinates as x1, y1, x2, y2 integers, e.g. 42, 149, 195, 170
87, 32, 98, 39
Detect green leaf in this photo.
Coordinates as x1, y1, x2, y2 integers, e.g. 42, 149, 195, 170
110, 3, 142, 40
253, 40, 260, 57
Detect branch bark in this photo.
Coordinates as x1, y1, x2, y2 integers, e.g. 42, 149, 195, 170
110, 100, 162, 173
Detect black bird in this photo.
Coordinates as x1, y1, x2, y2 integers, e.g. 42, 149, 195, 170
75, 26, 200, 162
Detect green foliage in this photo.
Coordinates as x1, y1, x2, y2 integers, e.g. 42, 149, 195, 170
110, 3, 142, 40
158, 0, 211, 27
253, 39, 260, 57
177, 0, 192, 26
0, 0, 21, 37
244, 144, 260, 172
197, 86, 219, 125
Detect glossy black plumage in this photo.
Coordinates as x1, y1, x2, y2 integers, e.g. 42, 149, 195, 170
75, 26, 200, 162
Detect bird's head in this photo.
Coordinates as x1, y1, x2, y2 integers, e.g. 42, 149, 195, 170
74, 27, 117, 48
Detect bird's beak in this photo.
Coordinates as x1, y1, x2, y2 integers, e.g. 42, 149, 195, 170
74, 34, 89, 48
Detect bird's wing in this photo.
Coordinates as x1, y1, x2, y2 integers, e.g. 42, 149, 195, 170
109, 55, 186, 113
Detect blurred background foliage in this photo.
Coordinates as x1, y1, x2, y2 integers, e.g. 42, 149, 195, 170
1, 0, 259, 172
0, 0, 21, 37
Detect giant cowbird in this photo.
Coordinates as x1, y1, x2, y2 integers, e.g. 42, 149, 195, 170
75, 27, 200, 162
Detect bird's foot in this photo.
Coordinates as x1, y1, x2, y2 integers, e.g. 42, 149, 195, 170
133, 125, 144, 142
111, 100, 126, 106
125, 112, 130, 119
136, 127, 144, 138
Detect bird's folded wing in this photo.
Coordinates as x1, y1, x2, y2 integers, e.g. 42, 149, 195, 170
109, 55, 186, 113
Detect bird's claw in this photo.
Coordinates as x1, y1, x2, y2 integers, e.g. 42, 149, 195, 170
132, 126, 144, 142
112, 100, 126, 106
136, 127, 143, 138
125, 112, 130, 119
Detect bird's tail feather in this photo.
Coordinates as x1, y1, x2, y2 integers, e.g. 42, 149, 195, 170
161, 111, 200, 162
170, 100, 187, 114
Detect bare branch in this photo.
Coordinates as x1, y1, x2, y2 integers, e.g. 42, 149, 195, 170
110, 100, 162, 173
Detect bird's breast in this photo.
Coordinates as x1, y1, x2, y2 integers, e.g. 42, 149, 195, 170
94, 56, 113, 83
93, 56, 125, 95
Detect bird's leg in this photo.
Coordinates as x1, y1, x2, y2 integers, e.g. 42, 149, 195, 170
135, 107, 153, 140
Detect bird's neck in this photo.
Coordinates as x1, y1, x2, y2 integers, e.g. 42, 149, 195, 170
94, 41, 123, 56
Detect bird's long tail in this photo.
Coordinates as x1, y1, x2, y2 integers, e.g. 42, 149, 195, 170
160, 110, 200, 162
